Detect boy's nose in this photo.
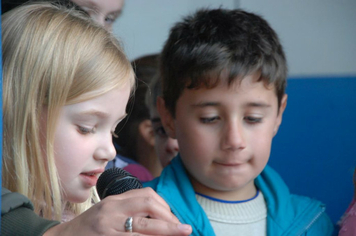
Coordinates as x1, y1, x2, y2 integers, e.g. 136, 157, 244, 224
221, 121, 246, 151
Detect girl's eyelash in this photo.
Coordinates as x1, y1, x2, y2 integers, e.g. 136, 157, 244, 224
78, 126, 119, 138
78, 126, 95, 134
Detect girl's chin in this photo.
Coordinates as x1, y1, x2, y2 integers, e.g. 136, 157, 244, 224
62, 191, 91, 203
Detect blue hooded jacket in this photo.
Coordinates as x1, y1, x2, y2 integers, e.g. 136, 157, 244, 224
144, 155, 334, 236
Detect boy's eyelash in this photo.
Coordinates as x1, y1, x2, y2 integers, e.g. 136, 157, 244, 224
244, 116, 263, 123
200, 116, 219, 124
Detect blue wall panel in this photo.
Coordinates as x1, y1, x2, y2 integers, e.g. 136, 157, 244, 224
269, 77, 356, 225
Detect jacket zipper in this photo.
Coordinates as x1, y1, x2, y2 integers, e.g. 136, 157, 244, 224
298, 206, 325, 236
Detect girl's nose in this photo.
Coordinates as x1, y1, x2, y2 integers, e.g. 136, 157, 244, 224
94, 135, 116, 162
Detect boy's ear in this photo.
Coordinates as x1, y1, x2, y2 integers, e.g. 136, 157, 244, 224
156, 96, 177, 139
273, 94, 288, 136
138, 119, 155, 147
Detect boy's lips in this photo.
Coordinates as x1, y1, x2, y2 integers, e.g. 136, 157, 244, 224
214, 160, 246, 166
216, 162, 244, 166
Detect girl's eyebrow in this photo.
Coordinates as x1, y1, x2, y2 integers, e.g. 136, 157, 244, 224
78, 110, 110, 118
78, 110, 127, 122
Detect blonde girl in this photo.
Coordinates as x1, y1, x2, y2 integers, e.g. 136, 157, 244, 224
2, 2, 191, 235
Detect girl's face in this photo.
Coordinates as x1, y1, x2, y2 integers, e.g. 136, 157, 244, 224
71, 0, 125, 31
53, 84, 130, 203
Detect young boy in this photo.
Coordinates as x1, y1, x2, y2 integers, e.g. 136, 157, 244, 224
144, 8, 334, 235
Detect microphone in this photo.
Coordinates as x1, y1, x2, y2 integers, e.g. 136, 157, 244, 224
96, 167, 143, 199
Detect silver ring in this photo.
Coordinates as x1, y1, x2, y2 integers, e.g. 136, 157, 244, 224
125, 216, 133, 232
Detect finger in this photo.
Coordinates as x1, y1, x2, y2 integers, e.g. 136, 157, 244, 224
104, 189, 180, 224
112, 195, 179, 224
116, 217, 192, 236
114, 188, 172, 212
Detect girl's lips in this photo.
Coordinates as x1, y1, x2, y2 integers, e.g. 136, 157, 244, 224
80, 173, 99, 187
80, 169, 104, 187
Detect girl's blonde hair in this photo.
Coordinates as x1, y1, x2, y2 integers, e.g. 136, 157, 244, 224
2, 2, 135, 221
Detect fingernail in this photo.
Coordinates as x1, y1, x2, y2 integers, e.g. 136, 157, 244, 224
178, 224, 192, 232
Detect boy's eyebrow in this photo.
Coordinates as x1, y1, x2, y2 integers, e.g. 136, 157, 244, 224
191, 102, 272, 108
191, 102, 220, 107
244, 102, 272, 108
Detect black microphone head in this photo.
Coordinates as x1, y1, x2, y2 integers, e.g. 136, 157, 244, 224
96, 167, 142, 199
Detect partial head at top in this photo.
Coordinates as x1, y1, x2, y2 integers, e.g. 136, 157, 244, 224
160, 8, 287, 116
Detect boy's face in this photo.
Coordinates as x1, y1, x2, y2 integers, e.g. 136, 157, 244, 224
159, 72, 287, 200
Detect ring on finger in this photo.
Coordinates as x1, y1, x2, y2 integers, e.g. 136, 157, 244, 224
125, 216, 133, 232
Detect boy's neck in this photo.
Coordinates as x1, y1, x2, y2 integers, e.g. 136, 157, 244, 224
189, 174, 257, 201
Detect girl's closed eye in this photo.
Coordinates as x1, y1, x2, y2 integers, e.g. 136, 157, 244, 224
77, 125, 95, 134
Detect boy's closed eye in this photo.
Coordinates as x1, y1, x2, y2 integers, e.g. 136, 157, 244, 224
200, 116, 220, 124
244, 116, 263, 124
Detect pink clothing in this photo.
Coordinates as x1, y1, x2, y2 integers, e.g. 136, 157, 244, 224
123, 164, 154, 183
339, 198, 356, 236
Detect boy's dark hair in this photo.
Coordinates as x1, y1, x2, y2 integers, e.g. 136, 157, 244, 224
160, 8, 287, 116
114, 54, 159, 160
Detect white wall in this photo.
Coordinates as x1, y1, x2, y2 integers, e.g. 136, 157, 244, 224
240, 0, 356, 76
113, 0, 356, 77
113, 0, 235, 60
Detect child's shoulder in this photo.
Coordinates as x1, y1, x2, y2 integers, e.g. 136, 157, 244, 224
257, 166, 334, 235
257, 165, 326, 210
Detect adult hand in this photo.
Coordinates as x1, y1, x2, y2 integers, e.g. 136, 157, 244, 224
45, 188, 192, 235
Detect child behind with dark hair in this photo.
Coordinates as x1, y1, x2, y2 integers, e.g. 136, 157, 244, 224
146, 73, 179, 168
112, 54, 163, 180
144, 8, 334, 235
